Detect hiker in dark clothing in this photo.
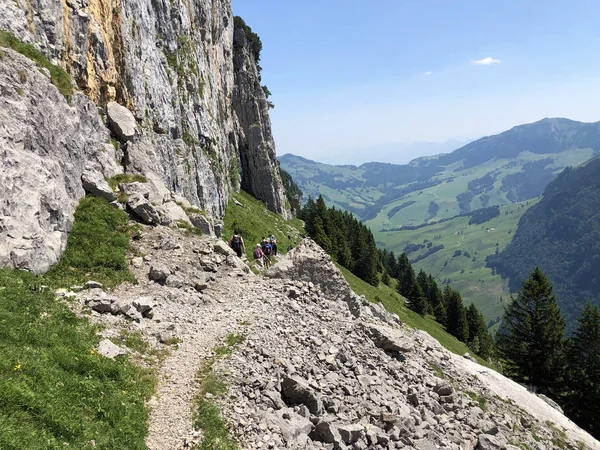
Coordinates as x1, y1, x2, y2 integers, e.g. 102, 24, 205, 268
260, 236, 269, 251
253, 244, 264, 268
262, 240, 272, 268
229, 230, 245, 258
269, 234, 278, 256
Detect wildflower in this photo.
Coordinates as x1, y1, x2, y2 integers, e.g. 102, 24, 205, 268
13, 362, 21, 371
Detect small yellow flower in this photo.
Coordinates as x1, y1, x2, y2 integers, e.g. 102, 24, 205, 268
13, 362, 21, 371
89, 349, 96, 355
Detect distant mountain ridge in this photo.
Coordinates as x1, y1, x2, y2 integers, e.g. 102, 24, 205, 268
280, 118, 600, 324
279, 118, 600, 228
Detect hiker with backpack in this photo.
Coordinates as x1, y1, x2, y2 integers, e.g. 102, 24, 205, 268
262, 240, 272, 268
229, 230, 245, 258
269, 234, 278, 256
253, 244, 264, 268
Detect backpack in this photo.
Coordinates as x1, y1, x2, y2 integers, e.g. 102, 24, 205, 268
263, 244, 272, 255
231, 235, 241, 251
253, 248, 262, 259
269, 236, 276, 245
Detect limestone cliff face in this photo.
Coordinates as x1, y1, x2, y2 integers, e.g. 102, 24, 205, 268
0, 0, 289, 272
232, 22, 289, 218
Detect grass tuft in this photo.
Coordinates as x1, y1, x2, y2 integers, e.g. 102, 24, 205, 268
175, 202, 205, 217
192, 332, 245, 450
106, 173, 148, 192
175, 219, 203, 236
466, 391, 488, 411
0, 30, 73, 101
0, 269, 153, 449
44, 196, 136, 289
225, 332, 245, 347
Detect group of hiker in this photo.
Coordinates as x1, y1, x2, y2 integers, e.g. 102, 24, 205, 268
228, 230, 278, 269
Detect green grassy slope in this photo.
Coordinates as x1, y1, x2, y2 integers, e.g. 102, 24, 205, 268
0, 197, 154, 449
222, 190, 305, 261
336, 265, 490, 366
375, 199, 540, 325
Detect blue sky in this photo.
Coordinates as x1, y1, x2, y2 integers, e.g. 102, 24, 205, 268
231, 0, 600, 165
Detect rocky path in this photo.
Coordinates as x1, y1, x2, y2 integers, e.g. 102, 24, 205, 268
145, 286, 254, 450
76, 226, 267, 450
73, 228, 600, 450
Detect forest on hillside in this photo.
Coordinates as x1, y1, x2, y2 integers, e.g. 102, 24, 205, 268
487, 157, 600, 329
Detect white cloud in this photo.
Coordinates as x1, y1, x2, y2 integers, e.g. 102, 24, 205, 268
423, 71, 432, 76
472, 57, 501, 65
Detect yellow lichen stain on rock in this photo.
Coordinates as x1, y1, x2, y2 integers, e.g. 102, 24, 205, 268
23, 0, 35, 34
83, 0, 128, 105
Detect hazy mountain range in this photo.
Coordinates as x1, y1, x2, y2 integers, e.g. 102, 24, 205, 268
280, 118, 600, 324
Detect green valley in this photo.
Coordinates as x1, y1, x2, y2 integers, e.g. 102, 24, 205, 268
280, 118, 599, 229
280, 118, 600, 324
376, 199, 540, 326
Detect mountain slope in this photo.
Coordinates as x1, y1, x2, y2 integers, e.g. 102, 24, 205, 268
378, 200, 540, 325
280, 118, 600, 230
488, 156, 600, 329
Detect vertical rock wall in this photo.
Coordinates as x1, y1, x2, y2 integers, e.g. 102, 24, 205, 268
232, 22, 289, 219
0, 0, 290, 272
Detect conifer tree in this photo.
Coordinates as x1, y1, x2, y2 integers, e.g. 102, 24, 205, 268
466, 303, 494, 359
565, 302, 600, 437
496, 267, 566, 393
381, 271, 391, 286
427, 274, 446, 324
395, 253, 411, 297
416, 269, 433, 315
405, 266, 428, 315
445, 287, 469, 342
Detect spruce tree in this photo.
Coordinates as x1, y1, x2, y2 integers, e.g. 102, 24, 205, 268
416, 269, 433, 315
445, 288, 469, 342
566, 302, 600, 437
395, 253, 411, 297
381, 271, 391, 286
466, 303, 494, 359
496, 267, 566, 393
425, 273, 445, 320
398, 265, 427, 315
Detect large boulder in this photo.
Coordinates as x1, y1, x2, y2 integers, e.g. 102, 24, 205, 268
258, 409, 312, 444
128, 194, 160, 224
106, 102, 137, 142
189, 213, 213, 235
337, 424, 364, 444
265, 238, 352, 301
364, 323, 415, 354
81, 170, 117, 202
157, 201, 190, 226
214, 240, 236, 256
310, 421, 346, 449
281, 375, 324, 415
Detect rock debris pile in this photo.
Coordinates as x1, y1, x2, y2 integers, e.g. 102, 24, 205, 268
212, 239, 599, 450
63, 228, 598, 450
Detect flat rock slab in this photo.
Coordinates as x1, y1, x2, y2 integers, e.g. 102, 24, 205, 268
106, 101, 137, 142
363, 323, 415, 354
97, 339, 125, 359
